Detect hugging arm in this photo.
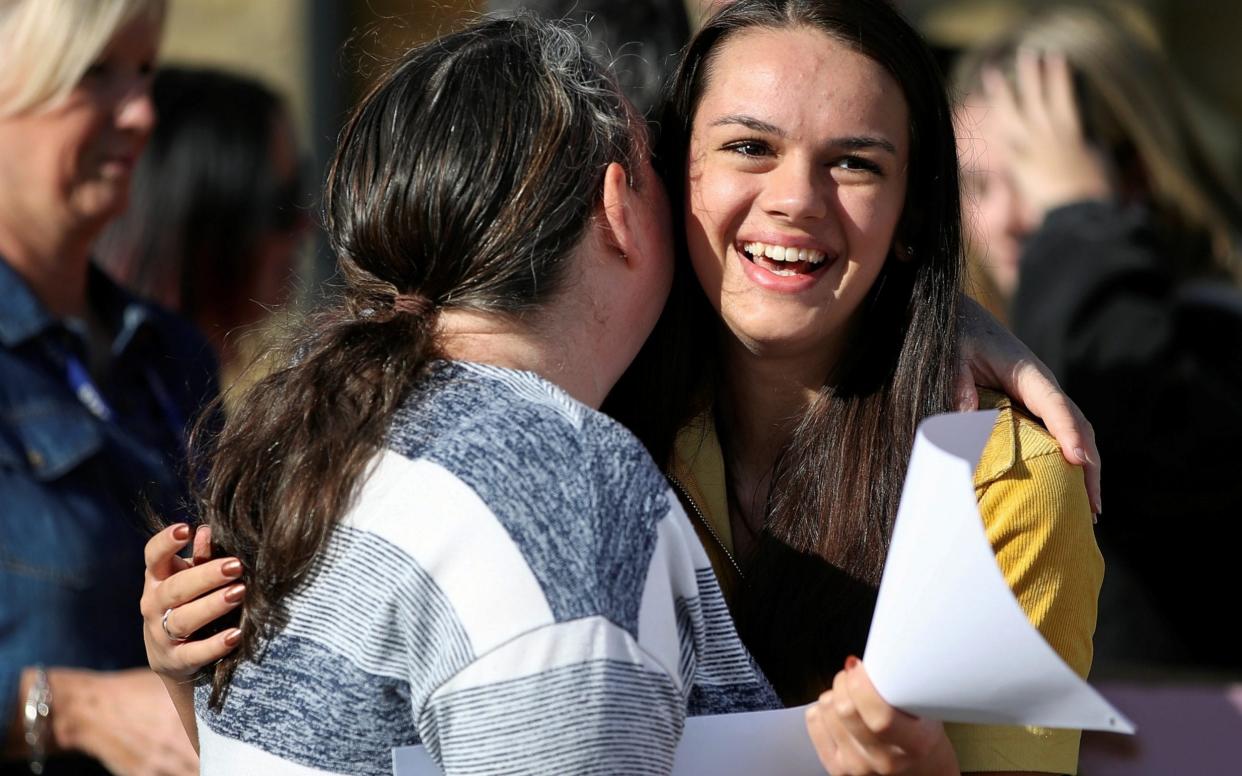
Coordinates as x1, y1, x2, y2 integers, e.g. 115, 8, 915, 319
140, 524, 245, 752
957, 297, 1101, 515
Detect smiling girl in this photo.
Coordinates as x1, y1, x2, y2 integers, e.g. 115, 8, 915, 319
608, 1, 1104, 773
140, 3, 1104, 774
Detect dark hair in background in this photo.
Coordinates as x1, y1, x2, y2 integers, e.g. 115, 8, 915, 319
607, 0, 963, 703
96, 67, 295, 339
197, 14, 642, 707
486, 0, 690, 117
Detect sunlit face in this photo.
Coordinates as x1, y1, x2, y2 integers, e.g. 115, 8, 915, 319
685, 26, 909, 368
0, 15, 159, 233
955, 96, 1032, 301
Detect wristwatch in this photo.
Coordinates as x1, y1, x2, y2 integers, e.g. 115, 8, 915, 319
22, 666, 51, 775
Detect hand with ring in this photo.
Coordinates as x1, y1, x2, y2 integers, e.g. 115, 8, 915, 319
141, 523, 244, 682
162, 607, 191, 643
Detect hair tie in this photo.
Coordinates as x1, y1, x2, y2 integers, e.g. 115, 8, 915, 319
392, 293, 435, 317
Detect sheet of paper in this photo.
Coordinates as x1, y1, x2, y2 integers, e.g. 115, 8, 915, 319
864, 410, 1135, 733
394, 410, 1133, 776
393, 705, 823, 776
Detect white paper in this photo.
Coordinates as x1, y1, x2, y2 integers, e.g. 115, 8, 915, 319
395, 410, 1133, 775
864, 410, 1135, 734
393, 705, 822, 776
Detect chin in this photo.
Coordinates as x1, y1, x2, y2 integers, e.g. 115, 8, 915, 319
72, 186, 131, 225
728, 319, 827, 356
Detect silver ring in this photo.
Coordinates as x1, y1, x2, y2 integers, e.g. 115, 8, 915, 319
161, 608, 190, 643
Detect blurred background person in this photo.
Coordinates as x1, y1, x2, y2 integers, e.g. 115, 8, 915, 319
0, 1, 212, 773
952, 4, 1242, 676
485, 0, 690, 118
96, 66, 308, 391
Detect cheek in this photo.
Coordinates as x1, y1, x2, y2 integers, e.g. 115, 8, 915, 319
839, 187, 904, 260
57, 109, 107, 169
685, 164, 753, 279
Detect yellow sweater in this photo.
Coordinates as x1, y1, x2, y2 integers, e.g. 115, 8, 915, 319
667, 391, 1104, 774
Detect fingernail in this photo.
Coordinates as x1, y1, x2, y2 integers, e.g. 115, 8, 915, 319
172, 523, 191, 541
224, 628, 242, 646
1073, 447, 1086, 464
1092, 512, 1099, 525
222, 560, 243, 577
224, 583, 246, 603
845, 655, 859, 671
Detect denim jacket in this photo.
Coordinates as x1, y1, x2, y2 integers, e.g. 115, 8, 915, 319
0, 256, 217, 761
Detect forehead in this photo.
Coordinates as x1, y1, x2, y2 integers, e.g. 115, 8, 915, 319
696, 25, 908, 150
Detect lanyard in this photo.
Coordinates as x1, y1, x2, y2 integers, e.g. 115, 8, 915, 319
53, 340, 187, 449
64, 351, 115, 423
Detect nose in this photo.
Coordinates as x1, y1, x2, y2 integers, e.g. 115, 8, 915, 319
116, 82, 156, 136
758, 157, 829, 223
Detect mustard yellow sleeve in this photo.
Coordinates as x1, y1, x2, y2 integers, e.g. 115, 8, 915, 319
946, 412, 1104, 774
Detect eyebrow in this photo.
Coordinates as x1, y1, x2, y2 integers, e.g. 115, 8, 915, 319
709, 114, 899, 156
710, 114, 786, 136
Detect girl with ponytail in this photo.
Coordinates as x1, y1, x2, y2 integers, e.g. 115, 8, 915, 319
139, 14, 782, 774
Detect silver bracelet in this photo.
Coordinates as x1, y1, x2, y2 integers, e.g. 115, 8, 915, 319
22, 666, 51, 775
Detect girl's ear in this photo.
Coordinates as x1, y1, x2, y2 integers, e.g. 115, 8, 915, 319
599, 161, 639, 262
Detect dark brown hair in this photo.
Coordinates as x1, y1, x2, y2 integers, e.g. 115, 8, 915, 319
95, 67, 293, 343
198, 14, 641, 707
609, 0, 963, 703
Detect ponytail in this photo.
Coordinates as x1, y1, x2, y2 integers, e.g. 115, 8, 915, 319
200, 294, 438, 708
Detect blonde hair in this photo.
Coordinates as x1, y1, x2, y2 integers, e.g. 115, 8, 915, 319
0, 0, 165, 117
953, 5, 1242, 282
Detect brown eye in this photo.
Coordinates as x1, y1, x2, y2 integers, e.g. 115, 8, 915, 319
724, 140, 772, 159
834, 156, 882, 174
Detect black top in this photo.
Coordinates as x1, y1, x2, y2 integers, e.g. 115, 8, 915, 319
1011, 200, 1242, 675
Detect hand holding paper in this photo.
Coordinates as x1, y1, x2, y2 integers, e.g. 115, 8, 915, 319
395, 411, 1132, 776
805, 658, 959, 776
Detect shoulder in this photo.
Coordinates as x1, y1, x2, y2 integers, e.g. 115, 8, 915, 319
973, 389, 1065, 489
972, 388, 1097, 565
124, 295, 220, 409
386, 363, 676, 636
971, 389, 1102, 677
393, 362, 670, 515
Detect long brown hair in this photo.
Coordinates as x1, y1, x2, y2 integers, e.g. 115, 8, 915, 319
609, 0, 963, 703
197, 15, 642, 707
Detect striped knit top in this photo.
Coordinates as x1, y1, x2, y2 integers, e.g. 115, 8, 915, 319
194, 361, 780, 775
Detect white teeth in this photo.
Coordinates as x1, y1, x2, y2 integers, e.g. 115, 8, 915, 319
743, 241, 827, 264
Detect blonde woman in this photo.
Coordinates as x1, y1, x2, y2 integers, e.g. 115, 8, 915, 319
0, 1, 213, 773
954, 6, 1242, 672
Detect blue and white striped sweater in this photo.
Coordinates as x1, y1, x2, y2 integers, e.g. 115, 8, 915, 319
197, 361, 779, 775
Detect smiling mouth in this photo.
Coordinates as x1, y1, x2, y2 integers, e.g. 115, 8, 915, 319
739, 241, 832, 277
